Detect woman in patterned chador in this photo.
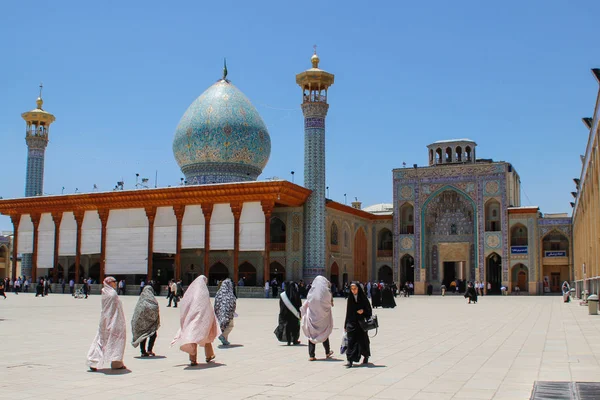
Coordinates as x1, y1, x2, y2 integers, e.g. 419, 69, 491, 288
171, 275, 220, 366
214, 278, 237, 346
87, 276, 127, 371
131, 286, 161, 357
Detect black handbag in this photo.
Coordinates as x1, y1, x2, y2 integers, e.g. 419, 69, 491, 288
358, 315, 379, 337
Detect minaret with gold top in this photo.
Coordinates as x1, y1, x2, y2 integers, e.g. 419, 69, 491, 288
22, 84, 55, 197
20, 85, 55, 279
296, 48, 334, 282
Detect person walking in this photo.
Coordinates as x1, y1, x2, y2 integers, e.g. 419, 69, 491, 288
87, 276, 127, 371
82, 278, 89, 299
69, 279, 75, 295
344, 282, 372, 367
214, 279, 237, 346
301, 275, 334, 361
0, 279, 6, 299
171, 275, 220, 366
264, 280, 270, 299
13, 278, 20, 295
275, 281, 302, 345
132, 286, 160, 357
61, 278, 66, 294
139, 279, 145, 295
167, 280, 179, 307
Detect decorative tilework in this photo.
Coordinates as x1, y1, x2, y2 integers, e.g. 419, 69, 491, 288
173, 80, 271, 183
399, 236, 414, 250
484, 180, 500, 196
302, 102, 328, 282
485, 232, 502, 249
399, 186, 414, 200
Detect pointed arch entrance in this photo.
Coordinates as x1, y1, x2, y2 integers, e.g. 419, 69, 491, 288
353, 227, 368, 282
208, 262, 229, 286
239, 262, 256, 286
378, 265, 393, 284
486, 253, 502, 294
270, 261, 285, 283
330, 262, 339, 289
400, 254, 414, 285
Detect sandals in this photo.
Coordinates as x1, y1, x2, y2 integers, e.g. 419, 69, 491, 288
309, 357, 317, 361
206, 355, 216, 363
141, 352, 149, 358
148, 352, 156, 357
189, 361, 198, 366
89, 367, 97, 372
326, 350, 334, 358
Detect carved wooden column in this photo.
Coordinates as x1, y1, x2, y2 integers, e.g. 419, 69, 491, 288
51, 212, 63, 282
262, 200, 274, 285
202, 203, 214, 277
145, 206, 157, 282
31, 213, 41, 282
98, 209, 110, 281
231, 202, 242, 284
74, 210, 84, 284
10, 214, 20, 280
173, 205, 185, 282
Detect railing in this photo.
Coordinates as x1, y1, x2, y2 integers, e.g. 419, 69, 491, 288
270, 243, 286, 252
511, 238, 528, 246
377, 249, 393, 258
399, 226, 414, 234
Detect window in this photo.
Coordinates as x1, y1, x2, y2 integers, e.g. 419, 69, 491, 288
485, 200, 501, 232
330, 222, 339, 246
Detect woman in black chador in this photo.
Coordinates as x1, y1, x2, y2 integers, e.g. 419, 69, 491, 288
345, 282, 372, 368
370, 284, 382, 308
381, 284, 396, 308
275, 282, 302, 345
464, 282, 478, 304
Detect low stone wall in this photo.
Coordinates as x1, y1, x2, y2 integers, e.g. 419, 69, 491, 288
50, 284, 267, 298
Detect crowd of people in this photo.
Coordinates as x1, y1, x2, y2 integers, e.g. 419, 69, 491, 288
84, 274, 377, 371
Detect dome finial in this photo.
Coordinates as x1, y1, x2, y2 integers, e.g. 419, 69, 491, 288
223, 58, 228, 81
36, 82, 43, 109
311, 45, 320, 68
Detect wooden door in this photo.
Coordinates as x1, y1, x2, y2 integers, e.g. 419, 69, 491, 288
517, 271, 527, 290
550, 273, 560, 292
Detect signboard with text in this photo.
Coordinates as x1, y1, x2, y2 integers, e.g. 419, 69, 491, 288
511, 246, 528, 254
544, 251, 567, 257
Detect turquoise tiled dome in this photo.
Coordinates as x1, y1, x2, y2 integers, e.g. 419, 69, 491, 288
173, 79, 271, 184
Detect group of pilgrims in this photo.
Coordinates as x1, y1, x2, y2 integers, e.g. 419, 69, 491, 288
85, 275, 375, 371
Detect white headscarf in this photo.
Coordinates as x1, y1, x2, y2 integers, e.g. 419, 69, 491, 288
301, 276, 333, 343
171, 275, 221, 354
86, 276, 126, 368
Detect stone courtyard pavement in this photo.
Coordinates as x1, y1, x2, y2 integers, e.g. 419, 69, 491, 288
2, 293, 600, 400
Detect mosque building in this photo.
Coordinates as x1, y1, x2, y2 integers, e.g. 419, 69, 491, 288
0, 52, 572, 295
0, 52, 393, 291
393, 140, 572, 295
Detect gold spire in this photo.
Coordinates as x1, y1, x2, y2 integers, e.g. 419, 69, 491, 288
36, 82, 43, 109
311, 44, 320, 68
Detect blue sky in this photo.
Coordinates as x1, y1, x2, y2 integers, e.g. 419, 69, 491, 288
1, 0, 599, 230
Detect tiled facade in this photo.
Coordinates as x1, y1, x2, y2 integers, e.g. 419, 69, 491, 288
172, 79, 271, 184
393, 140, 572, 295
302, 102, 328, 282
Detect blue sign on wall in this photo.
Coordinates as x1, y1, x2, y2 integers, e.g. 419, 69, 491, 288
545, 251, 567, 257
511, 246, 528, 254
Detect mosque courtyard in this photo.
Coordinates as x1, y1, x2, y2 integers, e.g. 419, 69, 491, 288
1, 293, 599, 400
